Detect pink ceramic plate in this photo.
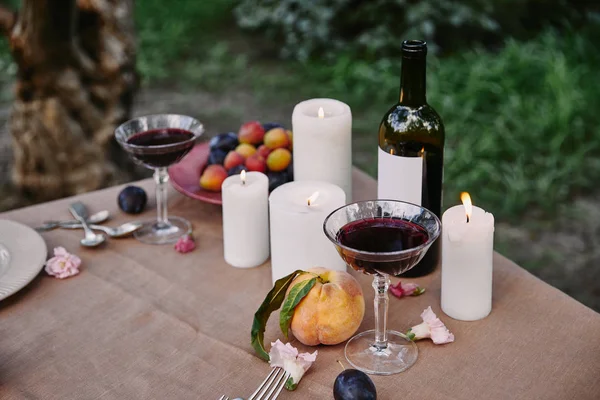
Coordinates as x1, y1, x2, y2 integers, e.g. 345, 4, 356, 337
168, 142, 223, 205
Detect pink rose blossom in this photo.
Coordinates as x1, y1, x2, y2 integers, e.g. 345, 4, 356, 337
174, 234, 196, 253
45, 247, 81, 279
390, 281, 425, 298
269, 340, 317, 390
407, 306, 455, 344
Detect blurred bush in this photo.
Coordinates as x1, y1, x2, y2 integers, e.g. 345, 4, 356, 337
234, 0, 597, 60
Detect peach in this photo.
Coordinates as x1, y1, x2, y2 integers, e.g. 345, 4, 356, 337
257, 144, 272, 159
264, 128, 290, 150
286, 267, 364, 346
199, 164, 227, 192
266, 148, 292, 172
245, 153, 267, 173
224, 151, 245, 170
238, 121, 265, 145
235, 143, 256, 159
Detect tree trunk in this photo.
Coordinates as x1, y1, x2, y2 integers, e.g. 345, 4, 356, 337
1, 0, 137, 199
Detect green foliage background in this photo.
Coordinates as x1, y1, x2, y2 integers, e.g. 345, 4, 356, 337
234, 0, 594, 59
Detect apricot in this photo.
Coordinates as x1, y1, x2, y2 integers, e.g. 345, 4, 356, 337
224, 151, 245, 170
264, 128, 290, 150
266, 148, 292, 172
245, 153, 267, 173
287, 267, 364, 346
235, 143, 257, 159
199, 164, 227, 192
238, 121, 265, 145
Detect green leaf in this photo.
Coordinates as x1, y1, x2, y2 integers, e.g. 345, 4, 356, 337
285, 376, 298, 391
279, 277, 316, 339
411, 287, 426, 296
251, 270, 304, 361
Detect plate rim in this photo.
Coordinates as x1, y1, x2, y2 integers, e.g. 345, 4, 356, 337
0, 219, 48, 301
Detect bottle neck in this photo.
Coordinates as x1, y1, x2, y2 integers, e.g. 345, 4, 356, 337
399, 57, 426, 106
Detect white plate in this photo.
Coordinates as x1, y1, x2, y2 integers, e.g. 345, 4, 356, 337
0, 219, 47, 301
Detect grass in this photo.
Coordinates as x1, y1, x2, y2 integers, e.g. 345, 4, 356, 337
136, 0, 237, 82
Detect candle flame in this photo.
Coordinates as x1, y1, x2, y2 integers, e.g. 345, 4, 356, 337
461, 192, 472, 222
241, 169, 246, 184
307, 191, 320, 206
318, 107, 325, 119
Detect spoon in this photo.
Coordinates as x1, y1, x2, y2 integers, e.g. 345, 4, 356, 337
69, 202, 106, 247
36, 210, 110, 232
60, 222, 143, 238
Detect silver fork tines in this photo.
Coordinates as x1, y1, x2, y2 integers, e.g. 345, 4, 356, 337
249, 367, 291, 400
218, 396, 229, 400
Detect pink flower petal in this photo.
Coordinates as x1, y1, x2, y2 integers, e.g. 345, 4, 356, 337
268, 340, 318, 388
296, 350, 318, 372
390, 281, 425, 298
421, 306, 438, 323
53, 246, 69, 257
408, 306, 455, 345
45, 247, 81, 279
174, 234, 196, 253
269, 340, 298, 368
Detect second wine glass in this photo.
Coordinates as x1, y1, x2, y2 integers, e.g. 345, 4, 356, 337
323, 200, 441, 375
115, 114, 204, 244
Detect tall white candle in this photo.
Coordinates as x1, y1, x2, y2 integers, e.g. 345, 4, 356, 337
222, 171, 270, 268
292, 98, 353, 202
441, 193, 495, 321
269, 180, 346, 283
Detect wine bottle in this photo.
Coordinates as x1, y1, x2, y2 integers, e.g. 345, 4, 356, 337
377, 40, 445, 277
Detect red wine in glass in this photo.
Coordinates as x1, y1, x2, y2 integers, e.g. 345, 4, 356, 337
126, 128, 195, 168
336, 218, 429, 276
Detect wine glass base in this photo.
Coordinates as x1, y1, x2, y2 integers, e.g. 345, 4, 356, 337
133, 216, 191, 245
344, 329, 418, 375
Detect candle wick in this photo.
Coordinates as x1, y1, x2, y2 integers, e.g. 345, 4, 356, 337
466, 215, 470, 223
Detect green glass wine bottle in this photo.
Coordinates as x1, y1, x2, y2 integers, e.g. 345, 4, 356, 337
377, 40, 445, 277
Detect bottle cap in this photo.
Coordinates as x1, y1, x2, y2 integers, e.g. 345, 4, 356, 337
402, 40, 427, 58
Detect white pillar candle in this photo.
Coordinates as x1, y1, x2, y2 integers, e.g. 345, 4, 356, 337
441, 193, 495, 321
292, 98, 353, 202
269, 180, 346, 283
222, 171, 270, 268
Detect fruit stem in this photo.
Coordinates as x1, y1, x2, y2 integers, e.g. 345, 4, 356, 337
306, 271, 327, 285
337, 360, 345, 371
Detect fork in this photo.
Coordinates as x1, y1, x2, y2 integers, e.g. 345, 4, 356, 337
248, 367, 291, 400
218, 367, 290, 400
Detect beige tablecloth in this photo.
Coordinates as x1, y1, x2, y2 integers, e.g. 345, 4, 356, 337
1, 169, 599, 400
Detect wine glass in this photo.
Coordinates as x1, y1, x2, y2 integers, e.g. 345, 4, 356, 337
115, 114, 204, 244
323, 200, 441, 375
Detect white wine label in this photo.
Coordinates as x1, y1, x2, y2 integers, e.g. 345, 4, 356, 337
377, 147, 423, 205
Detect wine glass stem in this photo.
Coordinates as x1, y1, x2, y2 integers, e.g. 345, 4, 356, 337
372, 274, 391, 350
154, 167, 170, 228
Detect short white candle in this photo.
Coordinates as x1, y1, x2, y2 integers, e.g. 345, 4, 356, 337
222, 171, 270, 268
441, 193, 495, 321
292, 98, 353, 202
269, 180, 346, 283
